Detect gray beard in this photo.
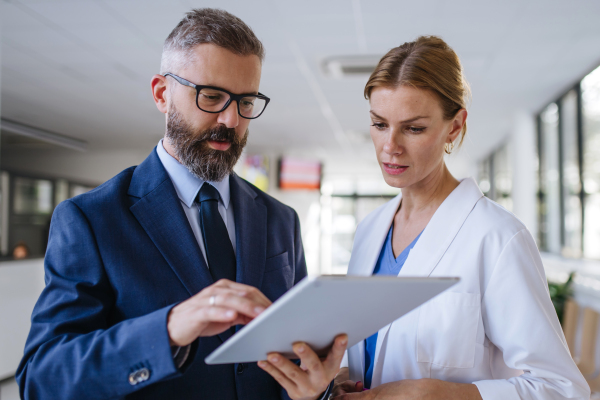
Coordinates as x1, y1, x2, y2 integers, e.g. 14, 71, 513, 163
165, 104, 248, 182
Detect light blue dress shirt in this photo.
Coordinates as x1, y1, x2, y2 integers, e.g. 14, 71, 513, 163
156, 139, 236, 267
156, 139, 238, 367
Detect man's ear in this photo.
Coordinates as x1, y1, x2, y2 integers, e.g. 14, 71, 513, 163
448, 109, 467, 143
151, 74, 169, 114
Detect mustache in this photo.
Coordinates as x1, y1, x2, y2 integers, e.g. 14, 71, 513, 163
165, 104, 248, 182
192, 124, 240, 145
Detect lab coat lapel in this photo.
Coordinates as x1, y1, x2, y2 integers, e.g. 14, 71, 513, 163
346, 194, 400, 380
230, 174, 267, 291
347, 194, 401, 277
397, 177, 484, 278
128, 149, 214, 297
371, 178, 484, 387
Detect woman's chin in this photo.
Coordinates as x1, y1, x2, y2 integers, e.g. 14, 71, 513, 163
382, 174, 409, 189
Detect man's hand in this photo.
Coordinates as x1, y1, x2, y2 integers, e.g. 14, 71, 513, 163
167, 279, 271, 347
257, 334, 348, 400
331, 379, 482, 400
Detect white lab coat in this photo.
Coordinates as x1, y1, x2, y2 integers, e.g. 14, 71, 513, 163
341, 178, 590, 400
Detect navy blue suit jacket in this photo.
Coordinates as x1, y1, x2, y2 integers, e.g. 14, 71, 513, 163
17, 149, 307, 399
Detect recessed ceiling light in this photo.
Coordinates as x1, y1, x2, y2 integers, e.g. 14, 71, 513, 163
321, 55, 382, 79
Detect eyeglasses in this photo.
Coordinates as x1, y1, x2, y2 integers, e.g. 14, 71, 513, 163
163, 73, 270, 119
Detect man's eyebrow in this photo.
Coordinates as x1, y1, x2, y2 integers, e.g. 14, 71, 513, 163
369, 110, 429, 124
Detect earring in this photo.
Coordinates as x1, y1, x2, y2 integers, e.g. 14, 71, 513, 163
444, 141, 455, 155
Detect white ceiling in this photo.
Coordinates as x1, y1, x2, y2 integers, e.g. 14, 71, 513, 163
2, 0, 600, 175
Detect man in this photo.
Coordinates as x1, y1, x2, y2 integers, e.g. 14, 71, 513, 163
16, 8, 342, 400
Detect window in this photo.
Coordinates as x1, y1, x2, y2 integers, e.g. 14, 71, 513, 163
560, 89, 582, 257
477, 143, 512, 211
582, 66, 600, 259
317, 175, 399, 274
0, 171, 96, 258
493, 144, 513, 211
536, 64, 600, 259
538, 103, 562, 254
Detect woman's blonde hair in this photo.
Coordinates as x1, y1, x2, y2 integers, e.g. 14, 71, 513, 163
364, 36, 470, 147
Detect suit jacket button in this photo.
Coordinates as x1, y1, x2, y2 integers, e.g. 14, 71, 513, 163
237, 363, 245, 374
129, 368, 151, 385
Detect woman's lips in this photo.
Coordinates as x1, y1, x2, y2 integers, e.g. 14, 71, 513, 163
207, 140, 231, 151
383, 163, 408, 175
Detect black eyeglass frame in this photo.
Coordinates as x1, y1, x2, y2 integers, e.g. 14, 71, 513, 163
163, 72, 270, 119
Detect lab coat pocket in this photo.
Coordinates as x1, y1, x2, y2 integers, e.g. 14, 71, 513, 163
416, 292, 480, 368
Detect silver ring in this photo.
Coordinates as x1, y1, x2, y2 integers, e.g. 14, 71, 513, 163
209, 296, 216, 306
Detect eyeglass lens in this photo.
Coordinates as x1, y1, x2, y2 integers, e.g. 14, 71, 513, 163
197, 88, 266, 118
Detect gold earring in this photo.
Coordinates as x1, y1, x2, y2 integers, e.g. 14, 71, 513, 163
444, 141, 455, 155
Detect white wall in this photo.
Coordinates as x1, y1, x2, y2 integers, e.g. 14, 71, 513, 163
510, 111, 539, 238
0, 259, 45, 380
469, 110, 538, 240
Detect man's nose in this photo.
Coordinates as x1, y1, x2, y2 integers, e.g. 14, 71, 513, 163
217, 101, 240, 129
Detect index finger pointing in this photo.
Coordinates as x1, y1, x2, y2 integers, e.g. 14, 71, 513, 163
213, 280, 271, 307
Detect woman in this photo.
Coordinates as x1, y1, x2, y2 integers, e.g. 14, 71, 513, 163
259, 36, 589, 400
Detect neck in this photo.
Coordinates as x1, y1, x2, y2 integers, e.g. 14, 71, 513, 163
162, 136, 181, 163
398, 161, 459, 220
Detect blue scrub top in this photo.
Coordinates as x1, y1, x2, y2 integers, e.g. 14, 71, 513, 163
363, 224, 422, 389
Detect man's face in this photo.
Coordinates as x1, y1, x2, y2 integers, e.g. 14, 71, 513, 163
162, 44, 262, 181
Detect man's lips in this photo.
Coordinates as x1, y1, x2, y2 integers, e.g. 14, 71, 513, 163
383, 163, 408, 175
207, 140, 231, 151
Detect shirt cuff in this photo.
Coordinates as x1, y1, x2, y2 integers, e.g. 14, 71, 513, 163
171, 345, 191, 369
473, 379, 520, 400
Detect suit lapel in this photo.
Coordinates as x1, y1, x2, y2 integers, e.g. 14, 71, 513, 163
128, 149, 214, 297
230, 174, 267, 290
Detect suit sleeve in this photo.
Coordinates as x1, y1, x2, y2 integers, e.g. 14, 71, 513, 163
16, 200, 184, 400
473, 229, 590, 400
292, 210, 308, 285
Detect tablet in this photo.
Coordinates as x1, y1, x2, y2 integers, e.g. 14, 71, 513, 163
205, 275, 459, 365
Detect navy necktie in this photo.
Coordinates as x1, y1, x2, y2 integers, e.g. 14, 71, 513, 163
197, 184, 237, 283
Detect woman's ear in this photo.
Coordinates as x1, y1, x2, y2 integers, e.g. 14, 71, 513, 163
448, 109, 467, 143
151, 74, 169, 114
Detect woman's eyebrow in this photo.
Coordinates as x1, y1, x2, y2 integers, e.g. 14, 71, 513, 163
370, 110, 429, 124
399, 116, 429, 123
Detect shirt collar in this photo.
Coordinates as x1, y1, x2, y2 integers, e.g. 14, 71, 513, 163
156, 139, 231, 209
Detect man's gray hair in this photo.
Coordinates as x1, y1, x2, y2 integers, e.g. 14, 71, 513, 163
160, 8, 265, 75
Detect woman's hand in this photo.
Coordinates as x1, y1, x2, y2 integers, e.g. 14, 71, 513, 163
331, 379, 482, 400
331, 367, 364, 397
258, 334, 348, 400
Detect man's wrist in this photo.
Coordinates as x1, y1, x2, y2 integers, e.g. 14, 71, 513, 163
316, 380, 334, 400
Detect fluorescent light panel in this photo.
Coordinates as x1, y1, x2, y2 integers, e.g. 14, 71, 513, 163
0, 119, 88, 152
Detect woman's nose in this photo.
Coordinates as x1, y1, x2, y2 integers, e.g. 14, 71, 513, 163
382, 131, 402, 155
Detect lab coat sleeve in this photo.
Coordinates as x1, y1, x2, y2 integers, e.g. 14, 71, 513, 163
341, 350, 349, 368
473, 229, 590, 400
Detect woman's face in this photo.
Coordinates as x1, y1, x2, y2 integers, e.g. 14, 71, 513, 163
369, 85, 465, 189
